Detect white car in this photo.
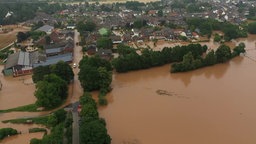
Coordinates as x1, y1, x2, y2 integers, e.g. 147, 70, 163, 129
73, 63, 77, 68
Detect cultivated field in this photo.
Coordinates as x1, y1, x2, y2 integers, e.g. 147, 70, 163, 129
0, 25, 30, 49
63, 0, 160, 5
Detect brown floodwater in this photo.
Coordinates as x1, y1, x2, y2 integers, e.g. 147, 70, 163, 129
99, 34, 256, 144
1, 33, 256, 143
99, 56, 256, 144
0, 122, 47, 144
0, 30, 83, 143
0, 132, 44, 144
0, 66, 37, 110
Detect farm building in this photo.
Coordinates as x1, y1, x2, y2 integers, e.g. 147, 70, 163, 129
3, 51, 33, 76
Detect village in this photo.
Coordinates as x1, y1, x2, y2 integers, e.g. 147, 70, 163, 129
1, 0, 256, 144
1, 0, 256, 77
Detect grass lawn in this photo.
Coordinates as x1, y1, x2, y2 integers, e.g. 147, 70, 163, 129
0, 104, 39, 113
2, 115, 49, 126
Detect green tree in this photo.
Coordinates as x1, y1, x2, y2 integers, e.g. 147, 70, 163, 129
50, 61, 74, 83
80, 120, 111, 144
35, 74, 68, 109
157, 10, 163, 17
79, 55, 112, 71
76, 20, 96, 33
233, 42, 246, 56
125, 1, 145, 11
17, 32, 29, 43
79, 64, 112, 91
133, 19, 147, 29
117, 44, 136, 56
96, 37, 113, 49
79, 92, 111, 143
45, 35, 51, 45
249, 7, 256, 18
47, 114, 58, 127
215, 45, 231, 63
32, 65, 51, 83
203, 50, 217, 66
248, 22, 256, 34
214, 33, 222, 42
0, 128, 18, 140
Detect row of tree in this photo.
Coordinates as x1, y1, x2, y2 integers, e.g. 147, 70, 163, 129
33, 61, 74, 109
171, 43, 245, 73
79, 92, 111, 144
78, 56, 112, 105
112, 44, 207, 73
0, 3, 66, 25
186, 18, 247, 40
17, 31, 46, 43
0, 128, 18, 140
30, 109, 71, 144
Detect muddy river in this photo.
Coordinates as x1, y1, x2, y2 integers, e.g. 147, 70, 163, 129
98, 35, 256, 144
1, 34, 256, 143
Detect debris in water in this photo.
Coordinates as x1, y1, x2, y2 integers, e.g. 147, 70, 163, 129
156, 89, 189, 99
122, 138, 140, 144
156, 89, 173, 96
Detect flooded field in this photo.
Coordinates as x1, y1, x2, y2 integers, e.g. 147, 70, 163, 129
1, 132, 44, 144
99, 34, 256, 144
1, 33, 256, 143
0, 66, 36, 110
0, 122, 47, 144
100, 56, 256, 144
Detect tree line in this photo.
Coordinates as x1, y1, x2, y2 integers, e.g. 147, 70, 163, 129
0, 3, 66, 25
171, 43, 245, 72
79, 92, 111, 144
0, 128, 18, 140
33, 61, 74, 109
78, 56, 112, 105
112, 43, 207, 73
186, 18, 247, 41
30, 109, 72, 144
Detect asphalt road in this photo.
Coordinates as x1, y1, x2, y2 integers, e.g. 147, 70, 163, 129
72, 30, 83, 144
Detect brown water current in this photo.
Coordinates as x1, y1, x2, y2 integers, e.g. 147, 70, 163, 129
99, 57, 256, 144
99, 35, 256, 144
1, 33, 256, 143
0, 132, 44, 144
0, 67, 36, 110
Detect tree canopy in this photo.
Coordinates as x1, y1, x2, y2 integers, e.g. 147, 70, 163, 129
0, 3, 66, 25
50, 61, 74, 83
96, 37, 113, 49
78, 56, 112, 91
77, 20, 96, 33
215, 45, 231, 63
248, 22, 256, 34
32, 61, 74, 83
112, 44, 207, 73
34, 74, 68, 109
79, 93, 111, 144
170, 43, 245, 73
